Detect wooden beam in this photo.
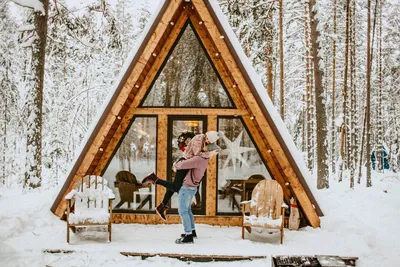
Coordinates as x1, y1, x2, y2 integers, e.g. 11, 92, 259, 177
112, 213, 243, 226
155, 115, 168, 207
120, 252, 266, 262
206, 115, 217, 216
134, 108, 247, 116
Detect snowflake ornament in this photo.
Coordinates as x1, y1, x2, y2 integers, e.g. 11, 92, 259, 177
220, 130, 255, 173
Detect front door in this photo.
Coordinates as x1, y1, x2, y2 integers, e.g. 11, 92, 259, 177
167, 116, 207, 215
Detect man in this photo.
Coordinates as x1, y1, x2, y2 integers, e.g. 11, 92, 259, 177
174, 147, 220, 244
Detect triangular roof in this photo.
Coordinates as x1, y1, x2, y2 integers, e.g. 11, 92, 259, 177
51, 0, 322, 227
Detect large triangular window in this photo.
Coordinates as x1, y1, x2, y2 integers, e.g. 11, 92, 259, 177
141, 23, 234, 108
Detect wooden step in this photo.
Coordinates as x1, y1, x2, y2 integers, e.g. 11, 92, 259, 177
120, 252, 267, 262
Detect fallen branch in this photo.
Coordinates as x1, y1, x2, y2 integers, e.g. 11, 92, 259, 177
43, 249, 74, 254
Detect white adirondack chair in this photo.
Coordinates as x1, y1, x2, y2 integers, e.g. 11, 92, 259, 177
65, 175, 115, 243
241, 179, 288, 244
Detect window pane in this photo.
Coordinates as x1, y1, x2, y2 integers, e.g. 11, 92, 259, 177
141, 24, 234, 108
217, 118, 271, 214
103, 117, 157, 212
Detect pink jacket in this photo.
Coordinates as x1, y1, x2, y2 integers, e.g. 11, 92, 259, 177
183, 134, 206, 159
174, 156, 210, 187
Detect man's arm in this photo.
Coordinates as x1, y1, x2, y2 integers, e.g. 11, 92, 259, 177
174, 156, 200, 170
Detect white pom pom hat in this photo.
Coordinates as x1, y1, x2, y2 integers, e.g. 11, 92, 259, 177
205, 131, 220, 143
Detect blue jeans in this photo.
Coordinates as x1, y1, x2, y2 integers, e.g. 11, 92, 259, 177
178, 186, 197, 234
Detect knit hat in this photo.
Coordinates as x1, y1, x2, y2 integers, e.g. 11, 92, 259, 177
205, 131, 220, 144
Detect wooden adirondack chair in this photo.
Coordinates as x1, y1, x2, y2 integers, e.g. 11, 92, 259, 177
240, 179, 288, 244
114, 171, 140, 209
65, 175, 115, 243
114, 170, 153, 210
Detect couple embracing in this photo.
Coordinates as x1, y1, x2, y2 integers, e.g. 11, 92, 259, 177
141, 131, 221, 244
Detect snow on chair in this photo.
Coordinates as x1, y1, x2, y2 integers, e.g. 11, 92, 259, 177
240, 179, 288, 244
65, 175, 115, 243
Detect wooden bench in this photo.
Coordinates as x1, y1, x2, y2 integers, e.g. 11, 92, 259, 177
241, 179, 288, 244
65, 175, 115, 243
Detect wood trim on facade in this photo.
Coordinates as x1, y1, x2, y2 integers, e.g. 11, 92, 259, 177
156, 114, 168, 206
112, 213, 243, 226
205, 115, 217, 216
134, 108, 247, 116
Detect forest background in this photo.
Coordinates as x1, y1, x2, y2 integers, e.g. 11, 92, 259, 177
0, 0, 399, 191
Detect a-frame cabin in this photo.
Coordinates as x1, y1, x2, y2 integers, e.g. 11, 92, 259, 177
51, 0, 323, 228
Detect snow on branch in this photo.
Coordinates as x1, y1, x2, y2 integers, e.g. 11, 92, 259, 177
17, 24, 35, 32
11, 0, 45, 15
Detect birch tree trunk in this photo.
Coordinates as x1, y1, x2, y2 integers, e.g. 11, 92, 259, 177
24, 0, 49, 189
366, 0, 372, 187
349, 0, 356, 188
279, 0, 285, 119
331, 0, 337, 175
2, 97, 6, 186
302, 94, 306, 151
376, 0, 383, 172
266, 9, 274, 103
309, 0, 329, 189
339, 0, 351, 183
304, 3, 313, 171
358, 107, 367, 184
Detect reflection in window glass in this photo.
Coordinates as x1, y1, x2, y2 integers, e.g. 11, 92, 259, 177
142, 24, 233, 108
217, 118, 271, 214
103, 117, 157, 212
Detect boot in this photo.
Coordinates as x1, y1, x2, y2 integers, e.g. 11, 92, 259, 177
175, 234, 194, 244
181, 229, 197, 238
142, 172, 158, 185
155, 203, 168, 221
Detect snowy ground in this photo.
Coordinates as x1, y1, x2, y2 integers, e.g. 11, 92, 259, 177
1, 171, 399, 267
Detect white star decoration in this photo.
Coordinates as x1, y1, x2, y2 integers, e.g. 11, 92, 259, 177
220, 130, 255, 173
